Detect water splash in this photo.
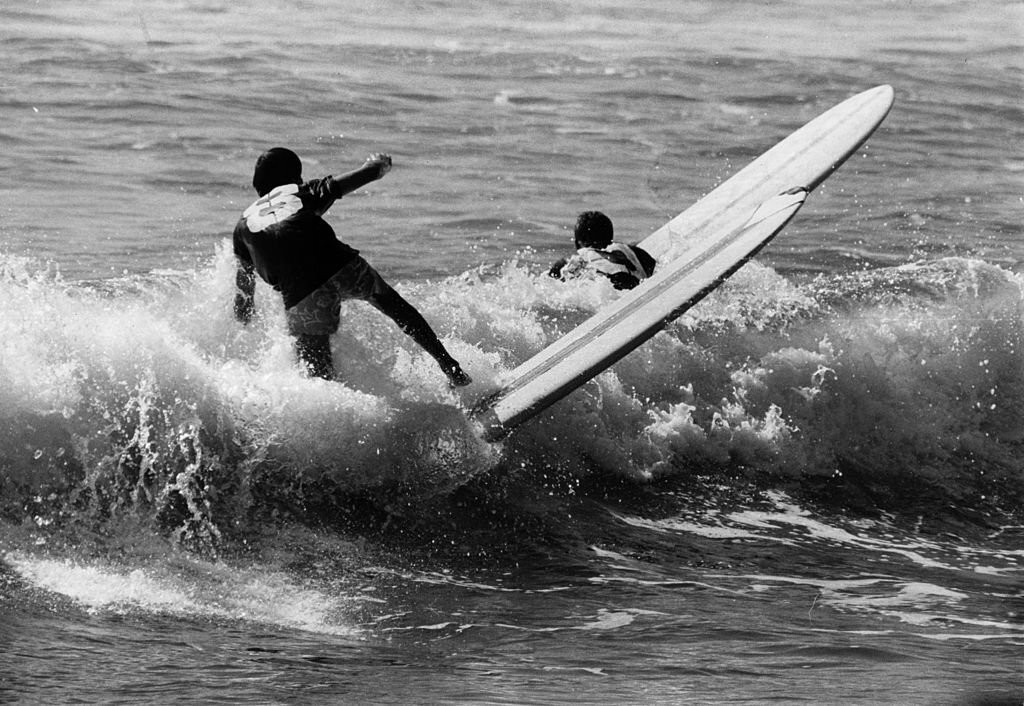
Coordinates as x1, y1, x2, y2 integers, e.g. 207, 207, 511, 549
3, 549, 363, 636
1, 250, 1022, 558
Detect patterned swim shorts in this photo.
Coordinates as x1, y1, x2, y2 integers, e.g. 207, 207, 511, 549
285, 256, 390, 336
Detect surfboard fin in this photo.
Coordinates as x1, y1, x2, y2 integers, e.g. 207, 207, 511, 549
744, 187, 808, 229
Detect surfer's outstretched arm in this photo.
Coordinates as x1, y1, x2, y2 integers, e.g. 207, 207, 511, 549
326, 153, 393, 199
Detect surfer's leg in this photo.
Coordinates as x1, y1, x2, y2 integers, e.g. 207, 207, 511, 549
368, 285, 471, 387
341, 258, 470, 386
285, 279, 343, 380
295, 333, 334, 380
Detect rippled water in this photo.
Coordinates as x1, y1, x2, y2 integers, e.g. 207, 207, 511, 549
1, 1, 1022, 704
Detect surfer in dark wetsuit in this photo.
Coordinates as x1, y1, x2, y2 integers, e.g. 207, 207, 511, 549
548, 211, 656, 290
232, 147, 471, 387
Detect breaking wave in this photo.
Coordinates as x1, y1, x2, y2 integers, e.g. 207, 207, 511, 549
1, 247, 1022, 555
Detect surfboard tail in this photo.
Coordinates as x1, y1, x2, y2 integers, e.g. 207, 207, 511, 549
474, 407, 508, 443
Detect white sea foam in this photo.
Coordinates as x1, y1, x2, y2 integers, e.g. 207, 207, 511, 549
5, 551, 361, 637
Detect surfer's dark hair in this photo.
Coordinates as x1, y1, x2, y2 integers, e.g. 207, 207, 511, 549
253, 147, 302, 196
574, 211, 614, 248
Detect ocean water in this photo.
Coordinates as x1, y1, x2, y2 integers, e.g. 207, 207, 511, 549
1, 1, 1022, 704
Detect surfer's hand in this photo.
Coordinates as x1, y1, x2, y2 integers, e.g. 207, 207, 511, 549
365, 153, 392, 178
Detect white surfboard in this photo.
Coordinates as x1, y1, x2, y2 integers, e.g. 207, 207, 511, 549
639, 84, 895, 262
472, 85, 895, 441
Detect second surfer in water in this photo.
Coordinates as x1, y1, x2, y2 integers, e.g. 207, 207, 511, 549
548, 210, 656, 290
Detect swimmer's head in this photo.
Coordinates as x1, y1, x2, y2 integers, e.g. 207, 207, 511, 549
573, 211, 613, 249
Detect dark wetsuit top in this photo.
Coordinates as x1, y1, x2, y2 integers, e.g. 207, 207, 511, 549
233, 175, 366, 309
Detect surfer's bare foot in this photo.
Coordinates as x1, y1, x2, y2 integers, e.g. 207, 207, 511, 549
444, 364, 472, 388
